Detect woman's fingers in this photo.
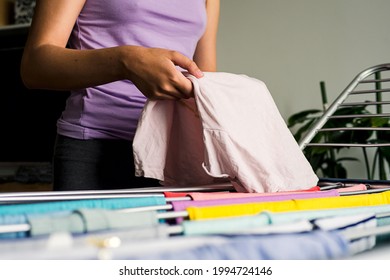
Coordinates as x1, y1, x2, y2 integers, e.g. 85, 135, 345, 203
126, 47, 201, 100
171, 51, 204, 79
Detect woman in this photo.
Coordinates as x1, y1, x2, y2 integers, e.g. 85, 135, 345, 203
20, 0, 220, 191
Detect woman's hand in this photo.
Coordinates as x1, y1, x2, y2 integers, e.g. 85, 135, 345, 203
121, 46, 204, 100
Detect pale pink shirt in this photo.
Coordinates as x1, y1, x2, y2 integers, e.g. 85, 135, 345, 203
133, 72, 319, 193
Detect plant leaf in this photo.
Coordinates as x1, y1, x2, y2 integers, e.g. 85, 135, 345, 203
287, 109, 322, 128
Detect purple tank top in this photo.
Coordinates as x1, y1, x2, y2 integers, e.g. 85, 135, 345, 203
57, 0, 207, 140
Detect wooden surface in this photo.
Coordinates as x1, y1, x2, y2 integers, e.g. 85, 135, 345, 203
0, 162, 53, 192
0, 182, 53, 193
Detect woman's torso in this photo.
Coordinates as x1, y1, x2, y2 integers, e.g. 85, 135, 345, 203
57, 0, 207, 140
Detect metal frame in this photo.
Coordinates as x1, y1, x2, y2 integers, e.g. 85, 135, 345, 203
299, 63, 390, 150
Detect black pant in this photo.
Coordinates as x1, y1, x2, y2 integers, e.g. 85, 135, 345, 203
52, 135, 160, 191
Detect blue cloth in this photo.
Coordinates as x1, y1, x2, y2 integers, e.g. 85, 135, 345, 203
129, 231, 350, 260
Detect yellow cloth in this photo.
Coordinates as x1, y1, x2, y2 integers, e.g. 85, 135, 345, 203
187, 190, 390, 220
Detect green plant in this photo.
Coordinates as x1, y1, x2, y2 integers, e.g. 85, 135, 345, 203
287, 81, 390, 180
288, 107, 362, 178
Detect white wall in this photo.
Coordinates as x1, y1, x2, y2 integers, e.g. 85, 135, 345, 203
217, 0, 390, 178
217, 0, 390, 118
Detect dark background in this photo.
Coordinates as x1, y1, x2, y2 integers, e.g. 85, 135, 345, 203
0, 25, 69, 162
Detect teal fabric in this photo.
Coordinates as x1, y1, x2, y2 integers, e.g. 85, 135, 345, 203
27, 209, 160, 237
75, 209, 159, 232
29, 212, 85, 236
267, 204, 390, 225
0, 211, 71, 239
0, 196, 166, 216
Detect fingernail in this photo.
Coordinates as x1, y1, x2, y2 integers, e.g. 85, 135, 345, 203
196, 70, 204, 78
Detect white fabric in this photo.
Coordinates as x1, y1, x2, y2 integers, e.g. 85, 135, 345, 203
133, 72, 319, 193
312, 213, 377, 255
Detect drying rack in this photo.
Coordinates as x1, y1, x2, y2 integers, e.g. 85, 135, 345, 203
299, 63, 390, 182
2, 64, 390, 259
300, 63, 390, 150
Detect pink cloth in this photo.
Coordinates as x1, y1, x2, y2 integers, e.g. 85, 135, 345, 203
171, 189, 339, 212
336, 184, 367, 193
163, 192, 191, 198
164, 186, 321, 200
188, 190, 321, 201
133, 72, 319, 193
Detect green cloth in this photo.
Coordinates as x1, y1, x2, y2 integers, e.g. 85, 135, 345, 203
28, 209, 159, 237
